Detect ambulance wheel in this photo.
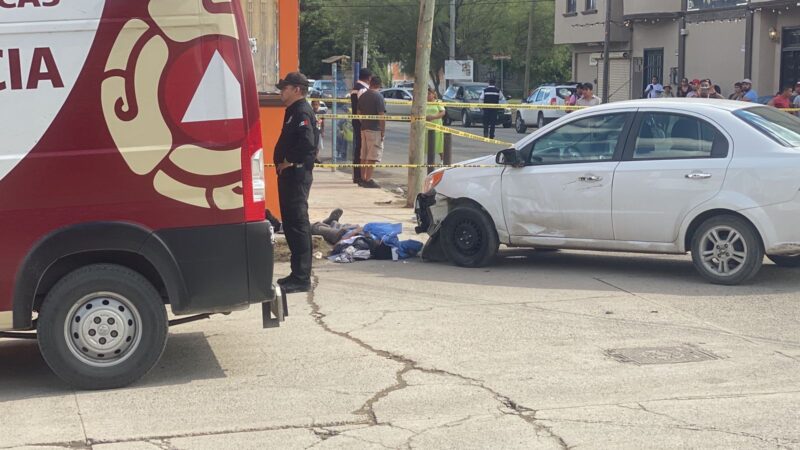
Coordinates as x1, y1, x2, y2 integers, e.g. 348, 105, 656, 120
37, 264, 168, 390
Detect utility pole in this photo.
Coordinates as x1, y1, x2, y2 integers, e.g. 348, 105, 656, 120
602, 0, 611, 103
524, 0, 535, 99
407, 0, 436, 207
351, 34, 356, 86
362, 20, 369, 68
449, 0, 455, 89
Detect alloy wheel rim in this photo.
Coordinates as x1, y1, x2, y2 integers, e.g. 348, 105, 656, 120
700, 226, 748, 277
63, 292, 142, 367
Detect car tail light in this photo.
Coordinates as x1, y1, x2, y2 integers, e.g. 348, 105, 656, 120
242, 123, 266, 222
550, 98, 557, 105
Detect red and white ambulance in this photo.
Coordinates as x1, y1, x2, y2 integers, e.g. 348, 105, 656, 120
0, 1, 282, 389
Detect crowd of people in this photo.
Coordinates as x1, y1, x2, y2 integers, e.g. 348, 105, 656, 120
564, 76, 800, 113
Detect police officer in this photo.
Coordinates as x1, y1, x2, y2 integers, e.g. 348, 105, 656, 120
274, 72, 319, 294
351, 68, 372, 185
480, 78, 501, 139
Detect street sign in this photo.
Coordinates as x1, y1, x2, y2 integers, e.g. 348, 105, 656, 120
445, 59, 473, 81
492, 55, 511, 61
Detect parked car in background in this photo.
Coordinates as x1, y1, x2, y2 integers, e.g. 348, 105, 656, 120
312, 79, 349, 98
516, 83, 578, 133
417, 99, 800, 285
380, 88, 414, 116
441, 82, 512, 129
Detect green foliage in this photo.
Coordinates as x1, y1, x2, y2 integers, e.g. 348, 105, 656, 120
299, 0, 571, 95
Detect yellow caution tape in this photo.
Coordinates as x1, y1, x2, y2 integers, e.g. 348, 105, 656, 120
308, 97, 584, 111
425, 122, 512, 146
317, 113, 414, 121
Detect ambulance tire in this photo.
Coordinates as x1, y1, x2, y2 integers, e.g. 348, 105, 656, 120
38, 264, 168, 390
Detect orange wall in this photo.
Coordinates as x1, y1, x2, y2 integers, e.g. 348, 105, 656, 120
261, 0, 299, 218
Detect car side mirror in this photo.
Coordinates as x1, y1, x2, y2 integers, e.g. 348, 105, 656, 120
496, 148, 521, 166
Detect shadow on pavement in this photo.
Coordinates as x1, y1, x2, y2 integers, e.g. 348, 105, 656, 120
322, 248, 800, 297
0, 331, 226, 399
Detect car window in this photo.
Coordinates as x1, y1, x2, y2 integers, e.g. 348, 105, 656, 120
527, 89, 539, 103
402, 91, 412, 100
734, 106, 800, 147
381, 90, 393, 99
557, 87, 575, 100
535, 89, 548, 103
464, 86, 483, 101
456, 87, 465, 99
632, 112, 727, 159
444, 86, 457, 100
528, 113, 630, 164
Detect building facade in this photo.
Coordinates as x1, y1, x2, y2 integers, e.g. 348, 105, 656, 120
555, 0, 800, 100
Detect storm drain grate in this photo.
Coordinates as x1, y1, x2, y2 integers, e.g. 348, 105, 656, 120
606, 345, 721, 365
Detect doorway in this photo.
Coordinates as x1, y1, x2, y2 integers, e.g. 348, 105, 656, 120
643, 48, 664, 98
780, 27, 800, 89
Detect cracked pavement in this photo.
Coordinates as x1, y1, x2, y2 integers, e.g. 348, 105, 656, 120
2, 170, 800, 449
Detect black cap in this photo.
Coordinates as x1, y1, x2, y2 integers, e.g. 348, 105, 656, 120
276, 71, 309, 89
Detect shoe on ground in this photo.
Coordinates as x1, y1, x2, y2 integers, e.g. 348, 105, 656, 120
323, 208, 343, 225
277, 275, 293, 285
361, 179, 380, 189
281, 280, 311, 294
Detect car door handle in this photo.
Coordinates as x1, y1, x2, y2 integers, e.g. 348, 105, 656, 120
685, 172, 712, 180
579, 175, 602, 182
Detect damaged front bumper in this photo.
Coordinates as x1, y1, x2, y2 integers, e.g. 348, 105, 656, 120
414, 191, 450, 262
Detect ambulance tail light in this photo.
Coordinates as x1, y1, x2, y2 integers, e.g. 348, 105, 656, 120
251, 150, 265, 203
243, 123, 266, 222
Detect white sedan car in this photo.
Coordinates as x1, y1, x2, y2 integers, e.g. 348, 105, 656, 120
415, 99, 800, 285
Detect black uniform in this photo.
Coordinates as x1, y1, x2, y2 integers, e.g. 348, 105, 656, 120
351, 81, 368, 183
481, 84, 501, 139
274, 98, 319, 285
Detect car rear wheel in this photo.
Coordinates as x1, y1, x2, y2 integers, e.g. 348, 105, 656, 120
37, 264, 168, 390
461, 110, 472, 128
441, 206, 499, 268
767, 254, 800, 267
691, 215, 763, 285
515, 113, 527, 134
537, 113, 546, 129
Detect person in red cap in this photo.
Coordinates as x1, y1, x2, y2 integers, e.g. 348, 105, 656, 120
273, 71, 319, 294
686, 79, 701, 98
768, 85, 793, 110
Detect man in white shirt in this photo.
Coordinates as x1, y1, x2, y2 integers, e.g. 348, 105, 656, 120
644, 76, 664, 99
576, 82, 602, 107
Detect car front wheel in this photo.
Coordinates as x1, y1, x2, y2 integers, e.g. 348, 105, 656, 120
767, 254, 800, 267
461, 110, 472, 128
515, 113, 527, 134
441, 206, 499, 268
691, 215, 763, 285
37, 264, 169, 390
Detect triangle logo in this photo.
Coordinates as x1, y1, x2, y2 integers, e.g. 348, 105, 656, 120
182, 51, 244, 123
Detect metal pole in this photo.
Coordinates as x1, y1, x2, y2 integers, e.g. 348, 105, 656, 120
407, 0, 437, 207
449, 0, 455, 89
331, 63, 338, 169
500, 59, 504, 93
678, 0, 687, 82
744, 6, 754, 79
524, 0, 535, 99
602, 0, 612, 103
443, 133, 452, 166
427, 130, 436, 174
363, 20, 369, 68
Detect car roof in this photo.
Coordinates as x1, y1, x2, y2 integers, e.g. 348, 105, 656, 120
453, 82, 488, 87
573, 98, 757, 115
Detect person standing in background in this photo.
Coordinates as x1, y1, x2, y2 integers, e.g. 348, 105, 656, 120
350, 68, 372, 184
480, 78, 501, 139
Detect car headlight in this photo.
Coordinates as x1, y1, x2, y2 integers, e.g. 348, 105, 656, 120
423, 170, 445, 194
504, 108, 511, 114
470, 107, 481, 113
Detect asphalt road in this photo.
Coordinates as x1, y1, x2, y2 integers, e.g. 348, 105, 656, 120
2, 170, 799, 449
321, 120, 531, 189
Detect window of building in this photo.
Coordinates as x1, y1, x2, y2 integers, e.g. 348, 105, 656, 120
244, 0, 279, 93
566, 0, 577, 14
686, 0, 746, 11
585, 0, 597, 12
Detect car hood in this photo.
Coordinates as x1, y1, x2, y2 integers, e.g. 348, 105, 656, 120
452, 154, 497, 167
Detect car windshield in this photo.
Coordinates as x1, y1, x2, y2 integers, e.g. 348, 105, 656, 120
735, 106, 800, 147
463, 86, 484, 100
